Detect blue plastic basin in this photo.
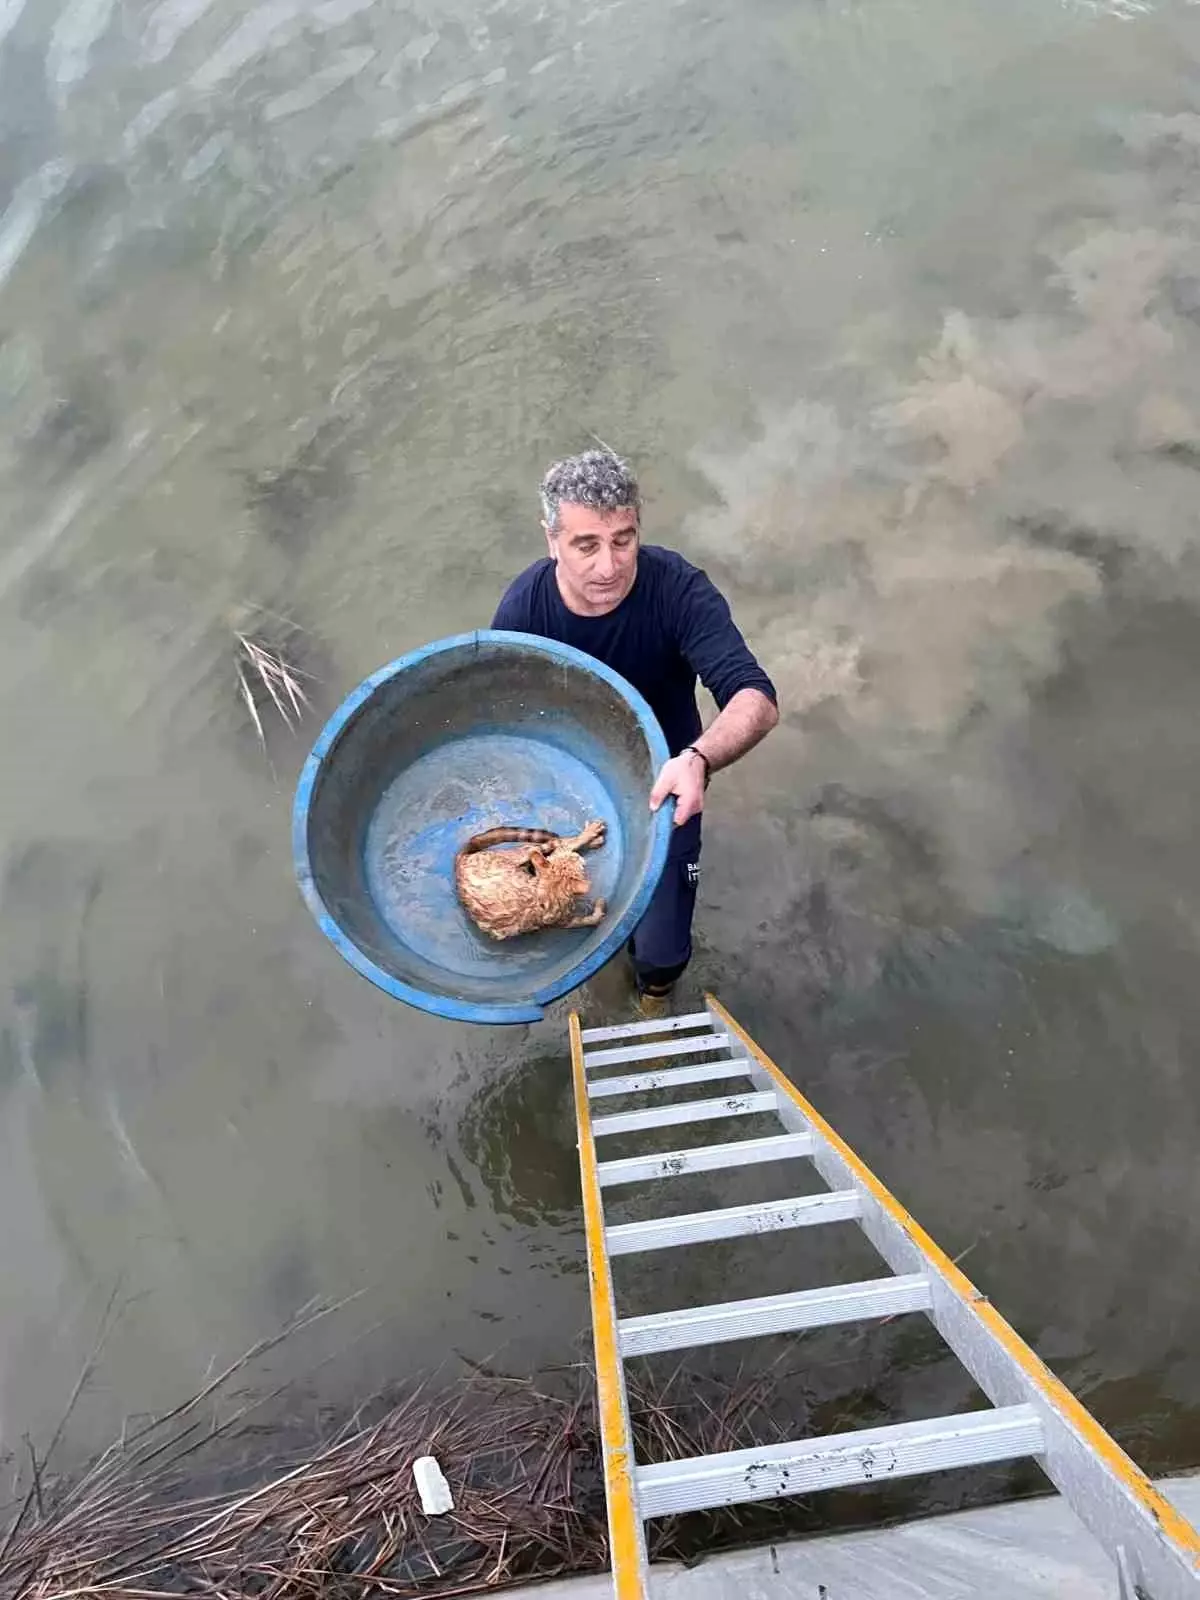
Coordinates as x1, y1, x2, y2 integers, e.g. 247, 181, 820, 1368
293, 630, 672, 1024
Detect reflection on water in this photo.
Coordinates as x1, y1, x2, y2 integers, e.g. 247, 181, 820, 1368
458, 1051, 580, 1230
3, 0, 1200, 1511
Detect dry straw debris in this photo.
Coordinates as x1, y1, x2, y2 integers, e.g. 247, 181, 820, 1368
1, 1324, 805, 1600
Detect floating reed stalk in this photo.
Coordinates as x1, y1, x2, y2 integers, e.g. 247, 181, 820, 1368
235, 629, 312, 750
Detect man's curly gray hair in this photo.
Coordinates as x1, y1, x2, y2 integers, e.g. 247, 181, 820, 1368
540, 449, 641, 533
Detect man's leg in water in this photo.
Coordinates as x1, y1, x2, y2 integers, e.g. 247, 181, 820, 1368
629, 825, 702, 999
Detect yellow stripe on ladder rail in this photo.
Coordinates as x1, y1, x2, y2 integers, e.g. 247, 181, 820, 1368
569, 1013, 648, 1598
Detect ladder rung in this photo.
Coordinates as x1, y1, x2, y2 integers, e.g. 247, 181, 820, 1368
591, 1091, 776, 1139
581, 1012, 712, 1043
606, 1189, 861, 1255
599, 1132, 815, 1187
584, 1034, 732, 1068
618, 1273, 932, 1356
588, 1060, 750, 1099
636, 1404, 1044, 1518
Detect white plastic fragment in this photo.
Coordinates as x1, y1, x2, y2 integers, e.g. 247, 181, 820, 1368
413, 1454, 454, 1516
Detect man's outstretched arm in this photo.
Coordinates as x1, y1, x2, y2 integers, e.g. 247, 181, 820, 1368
651, 563, 779, 825
650, 687, 778, 825
691, 686, 779, 771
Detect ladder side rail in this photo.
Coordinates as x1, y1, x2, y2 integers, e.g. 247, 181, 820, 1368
707, 994, 1200, 1600
569, 1014, 649, 1599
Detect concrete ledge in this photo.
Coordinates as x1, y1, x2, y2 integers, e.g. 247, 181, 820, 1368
515, 1475, 1200, 1599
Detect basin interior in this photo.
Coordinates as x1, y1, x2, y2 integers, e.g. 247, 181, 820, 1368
303, 637, 664, 1006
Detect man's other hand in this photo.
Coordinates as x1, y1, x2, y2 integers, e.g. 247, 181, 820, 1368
649, 752, 706, 827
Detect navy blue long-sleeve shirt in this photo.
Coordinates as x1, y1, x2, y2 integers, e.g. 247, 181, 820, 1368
491, 545, 777, 757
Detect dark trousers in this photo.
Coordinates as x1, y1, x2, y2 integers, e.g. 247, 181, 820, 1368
629, 821, 702, 992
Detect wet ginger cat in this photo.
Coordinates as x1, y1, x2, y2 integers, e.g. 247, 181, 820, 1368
454, 821, 607, 941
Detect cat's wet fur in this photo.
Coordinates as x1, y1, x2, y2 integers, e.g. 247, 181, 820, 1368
454, 823, 608, 941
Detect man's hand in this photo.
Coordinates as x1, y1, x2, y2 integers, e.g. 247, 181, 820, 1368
649, 690, 779, 828
650, 751, 707, 827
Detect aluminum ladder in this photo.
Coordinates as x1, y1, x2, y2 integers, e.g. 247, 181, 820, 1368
569, 992, 1200, 1600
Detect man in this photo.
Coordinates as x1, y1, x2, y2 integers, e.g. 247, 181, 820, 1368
492, 449, 778, 1011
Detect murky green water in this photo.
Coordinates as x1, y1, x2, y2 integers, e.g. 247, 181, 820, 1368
4, 0, 1200, 1511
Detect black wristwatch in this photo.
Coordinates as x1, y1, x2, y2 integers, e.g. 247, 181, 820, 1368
682, 745, 712, 789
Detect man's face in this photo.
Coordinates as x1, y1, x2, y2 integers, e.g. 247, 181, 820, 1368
546, 501, 639, 616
